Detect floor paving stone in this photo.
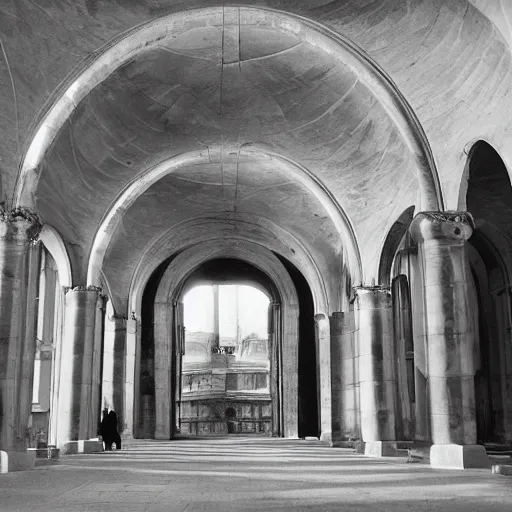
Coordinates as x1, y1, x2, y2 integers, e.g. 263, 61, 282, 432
1, 438, 511, 512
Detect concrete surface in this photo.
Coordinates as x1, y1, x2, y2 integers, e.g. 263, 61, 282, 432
1, 438, 511, 512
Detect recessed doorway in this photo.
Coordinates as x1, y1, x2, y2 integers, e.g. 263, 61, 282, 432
138, 251, 320, 441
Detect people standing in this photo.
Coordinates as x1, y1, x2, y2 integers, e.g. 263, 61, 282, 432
100, 409, 122, 451
108, 410, 122, 450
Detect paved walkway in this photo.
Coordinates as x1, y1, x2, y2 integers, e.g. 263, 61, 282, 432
1, 438, 511, 511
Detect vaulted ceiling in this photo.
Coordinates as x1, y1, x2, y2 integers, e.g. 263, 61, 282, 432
2, 0, 512, 315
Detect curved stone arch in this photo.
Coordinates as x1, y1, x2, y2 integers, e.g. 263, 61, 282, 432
152, 239, 302, 439
376, 206, 416, 286
155, 241, 299, 306
39, 224, 72, 288
86, 146, 360, 288
15, 6, 442, 210
128, 214, 331, 318
99, 269, 115, 309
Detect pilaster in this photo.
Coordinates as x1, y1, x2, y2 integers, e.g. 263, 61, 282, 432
282, 302, 299, 438
315, 314, 332, 444
124, 316, 139, 438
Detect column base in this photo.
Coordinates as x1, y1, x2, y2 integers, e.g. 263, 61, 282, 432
430, 444, 491, 470
61, 440, 104, 455
0, 450, 36, 473
320, 431, 333, 445
121, 430, 134, 440
363, 441, 399, 457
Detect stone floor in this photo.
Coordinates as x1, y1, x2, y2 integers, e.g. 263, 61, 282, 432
1, 437, 511, 512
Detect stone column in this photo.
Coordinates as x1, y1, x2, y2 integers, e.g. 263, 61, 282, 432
174, 302, 184, 434
411, 211, 489, 469
154, 301, 172, 439
213, 285, 220, 349
0, 208, 41, 472
56, 287, 104, 453
268, 302, 281, 437
124, 317, 139, 438
91, 294, 105, 436
101, 314, 126, 431
330, 308, 358, 445
48, 285, 65, 449
315, 314, 332, 444
282, 302, 299, 438
354, 286, 397, 456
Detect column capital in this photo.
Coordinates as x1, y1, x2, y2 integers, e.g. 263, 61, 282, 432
353, 285, 390, 293
65, 285, 102, 294
0, 206, 42, 242
107, 313, 127, 330
396, 245, 418, 257
353, 285, 391, 309
410, 211, 474, 244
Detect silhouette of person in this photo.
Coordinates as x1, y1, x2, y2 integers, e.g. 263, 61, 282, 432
100, 409, 122, 451
100, 409, 112, 451
108, 411, 122, 450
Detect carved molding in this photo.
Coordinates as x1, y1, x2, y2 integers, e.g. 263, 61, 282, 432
410, 210, 474, 244
74, 285, 102, 292
352, 285, 392, 308
108, 312, 128, 324
353, 285, 391, 294
416, 210, 475, 229
65, 285, 103, 294
0, 203, 42, 242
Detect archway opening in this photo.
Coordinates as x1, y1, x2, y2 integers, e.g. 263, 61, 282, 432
179, 283, 271, 436
464, 140, 512, 446
137, 253, 319, 440
275, 254, 319, 439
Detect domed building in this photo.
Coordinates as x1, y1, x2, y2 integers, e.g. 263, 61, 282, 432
1, 0, 512, 474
